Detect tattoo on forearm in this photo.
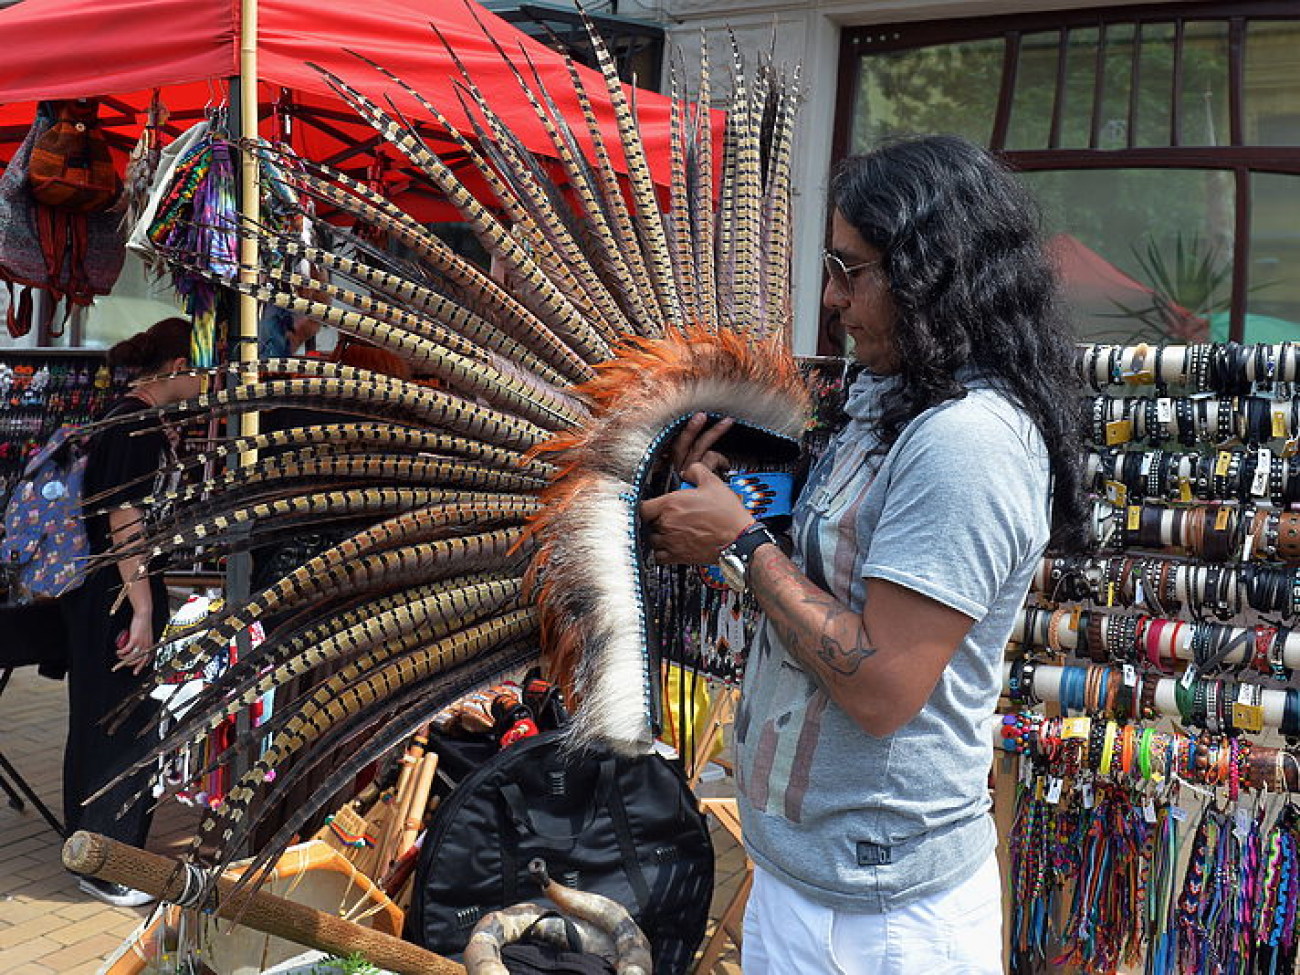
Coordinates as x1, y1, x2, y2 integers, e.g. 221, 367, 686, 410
750, 546, 876, 680
817, 632, 876, 676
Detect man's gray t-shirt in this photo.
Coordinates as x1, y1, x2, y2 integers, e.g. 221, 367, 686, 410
734, 368, 1051, 912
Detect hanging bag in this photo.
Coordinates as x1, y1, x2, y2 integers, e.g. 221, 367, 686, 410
0, 101, 126, 338
28, 98, 122, 213
403, 729, 714, 975
0, 104, 55, 337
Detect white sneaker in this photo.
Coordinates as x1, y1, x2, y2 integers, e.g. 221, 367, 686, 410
77, 876, 155, 908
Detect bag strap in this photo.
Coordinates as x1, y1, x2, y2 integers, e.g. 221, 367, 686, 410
518, 910, 583, 952
497, 758, 617, 841
497, 757, 652, 911
34, 207, 68, 305
4, 281, 33, 339
65, 214, 90, 303
597, 759, 652, 912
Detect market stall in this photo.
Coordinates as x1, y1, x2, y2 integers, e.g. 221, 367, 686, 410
0, 0, 685, 219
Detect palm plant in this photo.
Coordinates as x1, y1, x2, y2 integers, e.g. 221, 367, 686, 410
1108, 232, 1232, 342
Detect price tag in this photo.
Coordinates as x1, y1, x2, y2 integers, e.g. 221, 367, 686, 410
1046, 777, 1063, 805
1215, 506, 1231, 531
1179, 477, 1194, 503
1252, 448, 1271, 497
1274, 404, 1290, 439
1127, 506, 1143, 532
1069, 604, 1082, 630
1233, 702, 1265, 734
1181, 663, 1199, 689
1123, 344, 1151, 380
1123, 663, 1138, 687
1143, 798, 1158, 823
1156, 398, 1174, 424
1234, 806, 1252, 842
1170, 804, 1188, 822
1106, 582, 1116, 607
1285, 437, 1300, 459
1105, 419, 1133, 446
1020, 754, 1034, 786
1216, 451, 1233, 477
1104, 480, 1127, 506
1062, 717, 1091, 740
1080, 780, 1094, 808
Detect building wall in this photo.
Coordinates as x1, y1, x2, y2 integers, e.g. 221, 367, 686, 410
619, 0, 1188, 352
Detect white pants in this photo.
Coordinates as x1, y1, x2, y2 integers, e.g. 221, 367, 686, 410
741, 852, 1003, 974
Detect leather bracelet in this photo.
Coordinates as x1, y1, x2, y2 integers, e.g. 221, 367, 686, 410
1278, 512, 1300, 561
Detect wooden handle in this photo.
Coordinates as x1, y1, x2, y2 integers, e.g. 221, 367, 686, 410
63, 831, 464, 975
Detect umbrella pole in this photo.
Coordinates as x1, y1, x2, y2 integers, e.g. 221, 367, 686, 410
220, 0, 262, 813
238, 0, 261, 439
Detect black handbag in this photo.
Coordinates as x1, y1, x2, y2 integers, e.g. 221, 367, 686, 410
403, 729, 714, 975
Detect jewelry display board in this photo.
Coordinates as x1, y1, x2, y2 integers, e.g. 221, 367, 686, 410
1004, 342, 1300, 975
0, 349, 128, 510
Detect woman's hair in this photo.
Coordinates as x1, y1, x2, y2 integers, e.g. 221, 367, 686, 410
107, 317, 192, 374
831, 134, 1087, 550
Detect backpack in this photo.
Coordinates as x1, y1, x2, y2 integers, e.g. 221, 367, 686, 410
27, 99, 122, 213
0, 102, 126, 338
1, 425, 89, 603
403, 729, 714, 975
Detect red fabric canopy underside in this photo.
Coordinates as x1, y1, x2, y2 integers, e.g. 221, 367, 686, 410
0, 0, 701, 221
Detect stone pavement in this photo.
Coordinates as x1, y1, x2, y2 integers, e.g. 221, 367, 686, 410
0, 666, 744, 974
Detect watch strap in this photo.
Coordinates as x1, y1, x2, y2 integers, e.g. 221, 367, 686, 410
718, 522, 777, 591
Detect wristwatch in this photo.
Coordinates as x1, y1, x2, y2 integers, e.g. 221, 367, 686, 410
717, 523, 778, 593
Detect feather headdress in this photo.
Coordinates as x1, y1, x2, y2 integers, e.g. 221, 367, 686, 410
89, 10, 809, 893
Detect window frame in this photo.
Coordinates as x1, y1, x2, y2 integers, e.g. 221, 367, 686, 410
832, 1, 1300, 344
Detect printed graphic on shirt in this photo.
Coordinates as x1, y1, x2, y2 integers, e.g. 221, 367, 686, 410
738, 416, 884, 823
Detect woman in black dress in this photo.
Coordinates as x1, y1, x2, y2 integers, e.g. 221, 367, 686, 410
61, 317, 201, 906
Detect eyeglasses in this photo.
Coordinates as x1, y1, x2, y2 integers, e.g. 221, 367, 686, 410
822, 250, 881, 290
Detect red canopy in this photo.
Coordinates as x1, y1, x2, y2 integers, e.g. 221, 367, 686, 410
0, 0, 692, 220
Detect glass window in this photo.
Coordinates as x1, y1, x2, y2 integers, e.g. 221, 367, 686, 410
1058, 27, 1099, 149
1099, 23, 1137, 150
850, 38, 1004, 151
1245, 172, 1300, 342
1178, 21, 1230, 147
1246, 21, 1300, 145
1006, 31, 1061, 150
1020, 168, 1234, 343
835, 4, 1300, 352
1133, 22, 1177, 147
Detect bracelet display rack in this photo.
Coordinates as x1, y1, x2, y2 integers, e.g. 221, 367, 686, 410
1002, 342, 1300, 975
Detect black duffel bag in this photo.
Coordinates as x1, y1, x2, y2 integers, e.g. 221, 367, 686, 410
403, 729, 714, 975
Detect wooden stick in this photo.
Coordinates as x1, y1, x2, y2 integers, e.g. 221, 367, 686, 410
63, 831, 464, 975
395, 752, 439, 864
376, 729, 429, 869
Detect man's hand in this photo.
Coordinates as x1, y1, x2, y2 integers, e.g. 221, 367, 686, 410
669, 412, 733, 478
641, 462, 754, 565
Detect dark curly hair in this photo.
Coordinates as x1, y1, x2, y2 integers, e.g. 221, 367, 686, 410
832, 134, 1087, 550
107, 317, 192, 374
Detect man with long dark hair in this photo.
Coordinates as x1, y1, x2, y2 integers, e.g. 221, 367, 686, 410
643, 135, 1085, 972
